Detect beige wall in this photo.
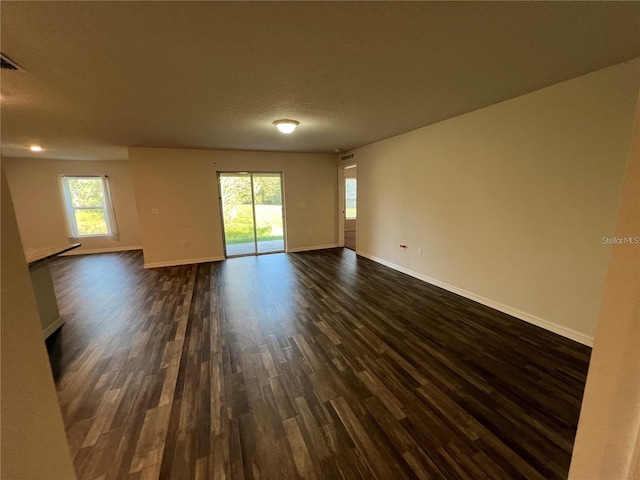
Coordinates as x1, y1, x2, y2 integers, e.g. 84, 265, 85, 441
1, 169, 76, 479
128, 147, 337, 267
569, 79, 640, 480
3, 158, 142, 253
353, 59, 640, 343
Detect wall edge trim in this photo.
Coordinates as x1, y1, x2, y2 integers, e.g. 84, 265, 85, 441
61, 245, 143, 255
42, 317, 65, 339
144, 256, 225, 269
358, 251, 594, 347
287, 244, 339, 253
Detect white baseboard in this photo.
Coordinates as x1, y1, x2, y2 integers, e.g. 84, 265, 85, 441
144, 255, 225, 269
358, 251, 594, 347
61, 245, 143, 256
42, 316, 65, 339
287, 244, 339, 253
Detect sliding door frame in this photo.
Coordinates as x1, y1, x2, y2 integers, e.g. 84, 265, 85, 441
217, 171, 286, 258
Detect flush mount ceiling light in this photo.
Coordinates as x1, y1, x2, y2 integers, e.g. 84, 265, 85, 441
273, 119, 299, 134
30, 145, 43, 152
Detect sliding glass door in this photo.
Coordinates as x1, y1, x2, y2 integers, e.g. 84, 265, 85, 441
219, 172, 285, 257
253, 173, 285, 253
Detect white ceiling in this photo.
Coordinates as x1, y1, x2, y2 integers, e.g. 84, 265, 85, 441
2, 1, 640, 161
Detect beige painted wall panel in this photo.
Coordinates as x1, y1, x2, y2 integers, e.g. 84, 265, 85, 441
1, 169, 76, 479
3, 158, 142, 253
128, 148, 337, 266
354, 59, 640, 340
569, 81, 640, 480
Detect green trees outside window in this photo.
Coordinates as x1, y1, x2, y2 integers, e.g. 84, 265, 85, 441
60, 175, 116, 237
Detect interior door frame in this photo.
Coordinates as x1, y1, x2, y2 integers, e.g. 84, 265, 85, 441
337, 163, 357, 248
217, 171, 286, 258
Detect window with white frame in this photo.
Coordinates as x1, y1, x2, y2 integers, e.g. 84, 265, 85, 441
345, 177, 357, 220
59, 175, 118, 237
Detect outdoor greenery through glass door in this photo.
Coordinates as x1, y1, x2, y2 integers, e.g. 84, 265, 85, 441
219, 172, 285, 256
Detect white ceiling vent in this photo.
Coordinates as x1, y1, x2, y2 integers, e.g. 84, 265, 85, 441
1, 53, 25, 71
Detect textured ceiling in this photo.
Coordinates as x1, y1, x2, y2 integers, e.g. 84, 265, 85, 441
1, 1, 640, 160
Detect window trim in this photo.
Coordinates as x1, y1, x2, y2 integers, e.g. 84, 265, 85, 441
59, 174, 118, 238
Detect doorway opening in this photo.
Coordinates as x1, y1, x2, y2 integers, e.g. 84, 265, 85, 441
218, 172, 285, 257
343, 165, 357, 251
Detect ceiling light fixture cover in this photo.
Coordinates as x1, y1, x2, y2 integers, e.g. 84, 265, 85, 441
30, 145, 43, 152
273, 119, 299, 134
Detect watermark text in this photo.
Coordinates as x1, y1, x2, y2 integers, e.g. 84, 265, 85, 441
602, 236, 639, 245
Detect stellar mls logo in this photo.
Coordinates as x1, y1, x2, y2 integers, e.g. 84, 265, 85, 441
602, 236, 639, 245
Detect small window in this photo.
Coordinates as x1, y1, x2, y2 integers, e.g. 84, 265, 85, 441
345, 178, 357, 220
59, 175, 118, 237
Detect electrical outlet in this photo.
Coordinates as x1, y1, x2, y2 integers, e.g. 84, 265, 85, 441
182, 240, 188, 247
152, 208, 160, 215
418, 248, 423, 256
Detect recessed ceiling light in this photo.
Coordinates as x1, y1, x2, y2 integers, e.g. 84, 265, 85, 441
30, 145, 43, 152
273, 119, 299, 134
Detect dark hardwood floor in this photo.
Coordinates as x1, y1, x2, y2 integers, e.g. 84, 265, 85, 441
47, 248, 591, 479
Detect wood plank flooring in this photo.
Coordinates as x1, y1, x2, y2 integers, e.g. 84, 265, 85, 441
344, 231, 356, 251
47, 249, 591, 479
